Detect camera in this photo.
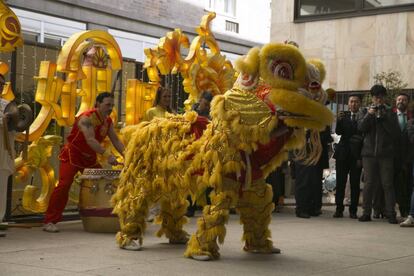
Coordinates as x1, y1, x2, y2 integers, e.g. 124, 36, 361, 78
370, 104, 386, 118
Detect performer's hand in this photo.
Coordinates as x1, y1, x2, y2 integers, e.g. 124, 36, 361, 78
108, 154, 119, 165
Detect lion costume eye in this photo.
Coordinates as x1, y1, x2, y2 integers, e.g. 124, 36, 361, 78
268, 60, 293, 80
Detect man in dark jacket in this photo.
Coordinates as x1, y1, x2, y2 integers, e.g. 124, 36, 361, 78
393, 93, 413, 218
358, 84, 400, 224
400, 102, 414, 226
333, 94, 364, 219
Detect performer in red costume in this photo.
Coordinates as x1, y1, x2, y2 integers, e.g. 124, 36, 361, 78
43, 92, 124, 232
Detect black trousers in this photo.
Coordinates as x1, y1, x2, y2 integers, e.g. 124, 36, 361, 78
294, 162, 323, 214
266, 166, 285, 203
335, 157, 362, 214
362, 157, 396, 218
394, 161, 413, 217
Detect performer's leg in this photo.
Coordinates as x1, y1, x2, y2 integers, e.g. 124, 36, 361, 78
155, 195, 189, 244
184, 181, 239, 261
44, 161, 80, 224
113, 187, 153, 250
238, 179, 279, 254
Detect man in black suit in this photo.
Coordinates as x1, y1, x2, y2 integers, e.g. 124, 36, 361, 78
295, 125, 333, 218
393, 92, 412, 218
333, 94, 364, 219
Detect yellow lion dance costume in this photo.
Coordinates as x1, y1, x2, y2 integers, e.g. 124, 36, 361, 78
111, 42, 334, 261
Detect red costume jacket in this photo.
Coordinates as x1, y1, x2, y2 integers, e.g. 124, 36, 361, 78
59, 108, 112, 168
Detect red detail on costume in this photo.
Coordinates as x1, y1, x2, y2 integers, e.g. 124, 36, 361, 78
45, 109, 110, 224
255, 84, 276, 114
59, 108, 112, 168
228, 128, 293, 183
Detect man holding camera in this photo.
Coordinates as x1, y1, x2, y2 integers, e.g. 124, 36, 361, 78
358, 84, 400, 224
333, 94, 364, 219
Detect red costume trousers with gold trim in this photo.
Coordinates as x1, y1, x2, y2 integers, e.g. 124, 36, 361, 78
44, 160, 100, 224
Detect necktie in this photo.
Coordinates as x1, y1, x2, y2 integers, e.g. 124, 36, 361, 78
399, 113, 406, 130
351, 113, 356, 122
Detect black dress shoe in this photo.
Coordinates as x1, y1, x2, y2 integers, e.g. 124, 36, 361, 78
373, 213, 384, 219
388, 217, 398, 224
358, 214, 371, 222
310, 210, 322, 217
349, 213, 358, 219
333, 211, 343, 218
186, 209, 195, 217
296, 212, 310, 219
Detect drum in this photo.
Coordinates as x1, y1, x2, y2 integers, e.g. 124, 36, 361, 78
79, 168, 121, 233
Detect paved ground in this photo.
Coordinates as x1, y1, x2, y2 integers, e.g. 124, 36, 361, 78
0, 206, 413, 276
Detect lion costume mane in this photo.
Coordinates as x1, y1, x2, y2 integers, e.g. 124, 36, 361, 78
111, 42, 334, 260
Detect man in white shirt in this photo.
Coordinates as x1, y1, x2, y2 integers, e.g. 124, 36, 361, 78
0, 74, 15, 237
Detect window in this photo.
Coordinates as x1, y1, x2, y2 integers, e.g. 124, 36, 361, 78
205, 0, 236, 17
295, 0, 414, 21
298, 0, 357, 16
225, 20, 239, 33
364, 0, 414, 9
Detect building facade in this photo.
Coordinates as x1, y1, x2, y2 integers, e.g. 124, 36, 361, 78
271, 0, 414, 106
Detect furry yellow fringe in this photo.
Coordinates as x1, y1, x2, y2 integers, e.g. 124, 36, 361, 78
234, 47, 260, 75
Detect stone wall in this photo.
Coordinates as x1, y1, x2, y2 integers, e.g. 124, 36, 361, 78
270, 0, 414, 91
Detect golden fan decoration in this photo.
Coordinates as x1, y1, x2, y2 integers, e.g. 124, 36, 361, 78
0, 0, 23, 52
92, 46, 109, 68
143, 12, 235, 105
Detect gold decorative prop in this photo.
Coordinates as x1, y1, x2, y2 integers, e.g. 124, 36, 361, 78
13, 135, 62, 213
125, 79, 158, 125
9, 30, 123, 212
16, 30, 123, 142
0, 61, 15, 101
0, 0, 23, 52
143, 12, 235, 108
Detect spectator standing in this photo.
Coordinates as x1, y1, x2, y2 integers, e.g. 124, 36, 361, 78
333, 94, 364, 219
393, 93, 413, 218
400, 101, 414, 226
294, 126, 332, 218
143, 86, 174, 222
143, 86, 173, 121
186, 91, 213, 217
192, 91, 213, 119
0, 93, 15, 237
358, 85, 400, 224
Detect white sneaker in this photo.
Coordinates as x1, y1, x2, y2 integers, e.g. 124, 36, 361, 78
43, 223, 59, 233
400, 215, 414, 227
146, 204, 161, 222
191, 254, 211, 261
121, 239, 142, 251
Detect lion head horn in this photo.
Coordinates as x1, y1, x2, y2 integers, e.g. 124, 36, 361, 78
234, 47, 260, 76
